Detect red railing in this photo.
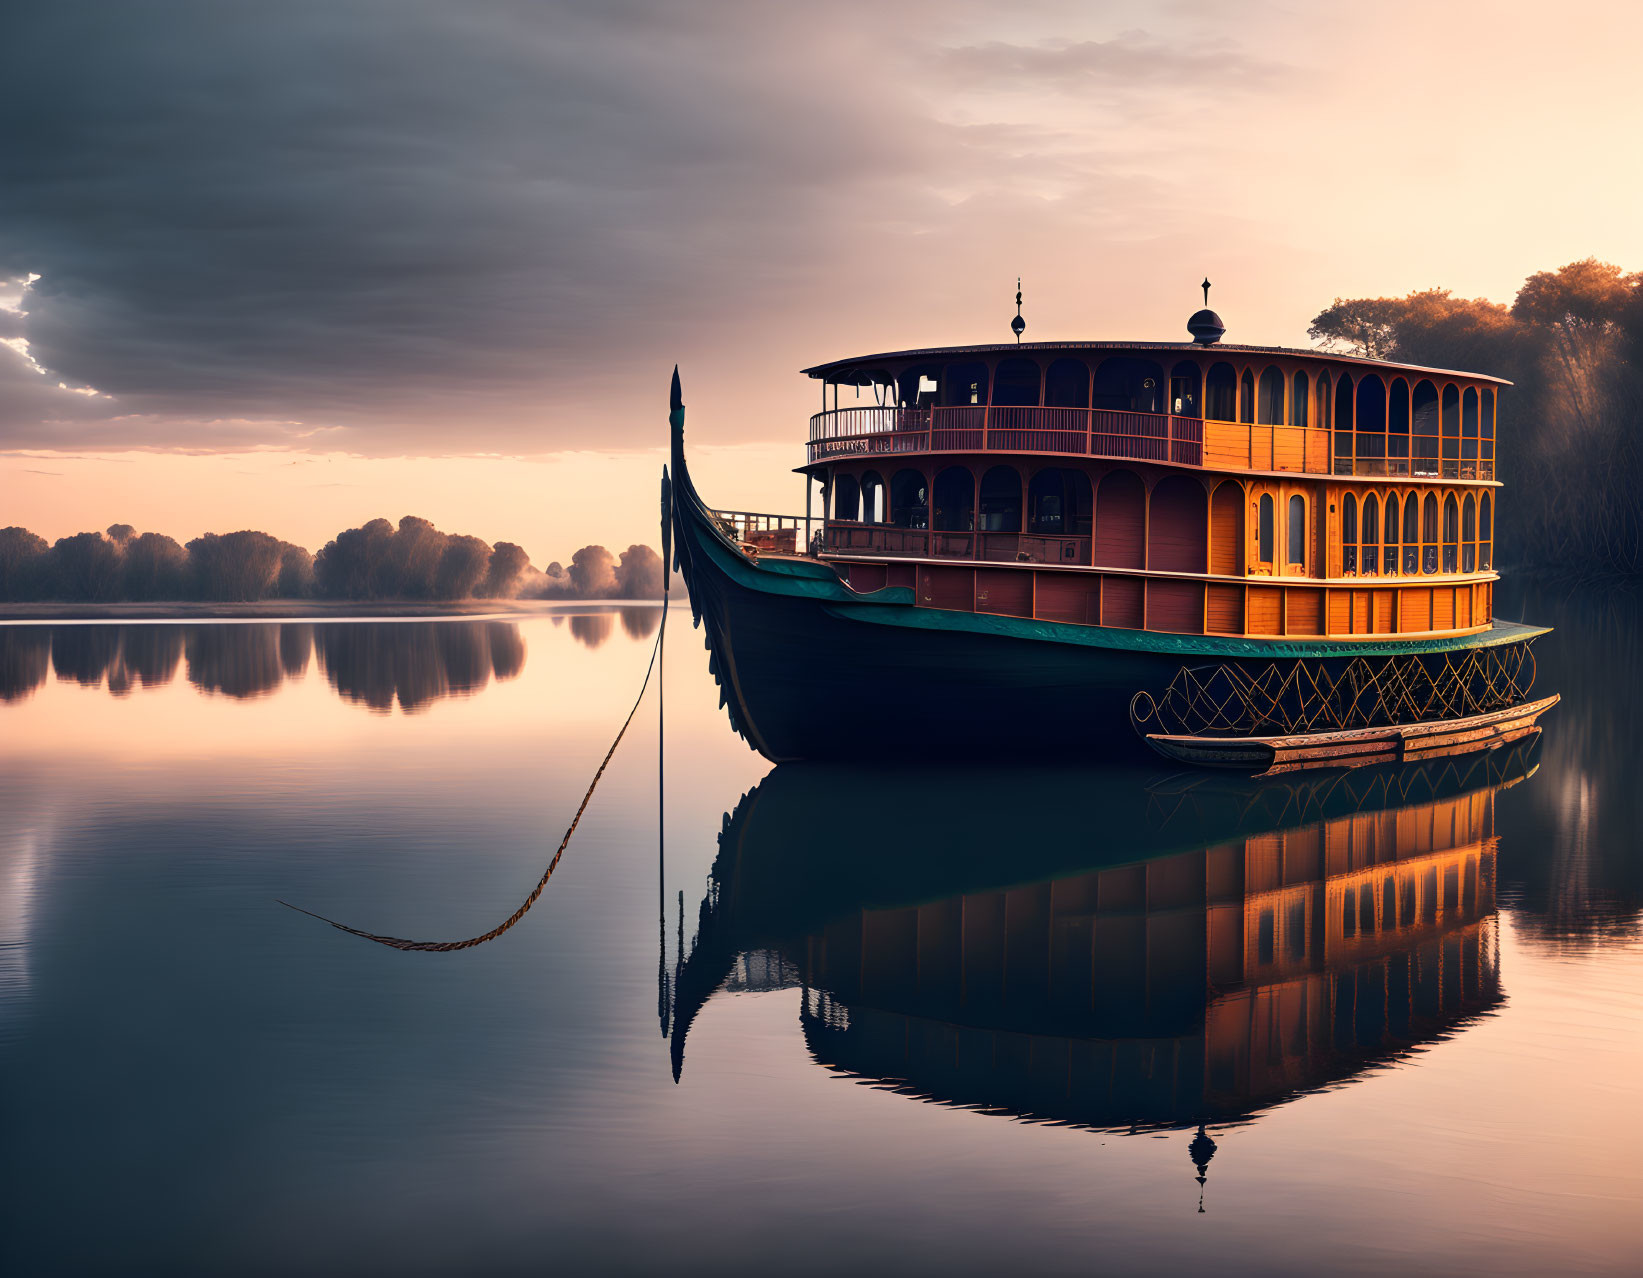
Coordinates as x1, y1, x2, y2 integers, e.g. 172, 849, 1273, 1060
806, 405, 1201, 467
824, 523, 1091, 565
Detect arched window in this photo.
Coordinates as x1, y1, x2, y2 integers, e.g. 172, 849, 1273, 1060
1258, 366, 1285, 425
1480, 493, 1493, 569
1292, 370, 1310, 428
890, 469, 927, 528
1342, 493, 1358, 574
1462, 494, 1477, 572
1205, 362, 1237, 421
1317, 370, 1332, 432
932, 466, 974, 532
832, 473, 860, 522
1443, 494, 1460, 572
1481, 389, 1497, 473
1355, 375, 1387, 467
1333, 374, 1354, 474
1169, 360, 1202, 417
860, 470, 885, 524
1093, 357, 1165, 413
897, 363, 941, 408
1422, 493, 1439, 573
1441, 385, 1460, 477
1258, 493, 1275, 565
978, 465, 1022, 533
1402, 494, 1419, 574
942, 361, 988, 406
1412, 380, 1440, 477
993, 358, 1041, 408
1288, 494, 1307, 568
1388, 378, 1410, 472
1239, 368, 1256, 424
1363, 493, 1380, 575
1461, 387, 1480, 476
1149, 475, 1208, 573
1028, 468, 1092, 537
1044, 358, 1089, 408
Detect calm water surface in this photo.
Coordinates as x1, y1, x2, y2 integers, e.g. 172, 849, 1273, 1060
1, 591, 1639, 1276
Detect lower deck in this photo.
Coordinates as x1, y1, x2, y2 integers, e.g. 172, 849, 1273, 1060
828, 554, 1494, 642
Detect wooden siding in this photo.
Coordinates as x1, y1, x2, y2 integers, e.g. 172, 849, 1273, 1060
1209, 482, 1244, 576
1148, 476, 1208, 573
1206, 584, 1244, 634
1286, 588, 1324, 636
1148, 580, 1204, 634
1094, 471, 1146, 569
1103, 576, 1144, 630
975, 568, 1032, 618
1034, 573, 1099, 624
1248, 586, 1282, 636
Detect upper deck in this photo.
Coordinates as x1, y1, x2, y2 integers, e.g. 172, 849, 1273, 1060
803, 341, 1503, 483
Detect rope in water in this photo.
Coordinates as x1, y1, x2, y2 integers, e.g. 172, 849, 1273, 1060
279, 596, 668, 952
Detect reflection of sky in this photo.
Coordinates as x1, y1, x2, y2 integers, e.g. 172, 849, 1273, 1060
1, 604, 1640, 1275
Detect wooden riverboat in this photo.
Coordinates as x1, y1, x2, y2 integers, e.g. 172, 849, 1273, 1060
666, 296, 1556, 768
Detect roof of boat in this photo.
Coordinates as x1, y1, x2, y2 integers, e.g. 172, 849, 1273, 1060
801, 341, 1514, 387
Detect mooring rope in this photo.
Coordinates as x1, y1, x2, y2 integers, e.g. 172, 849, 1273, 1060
279, 597, 668, 952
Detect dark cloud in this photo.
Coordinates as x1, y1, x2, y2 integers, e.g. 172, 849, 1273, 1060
0, 2, 1278, 454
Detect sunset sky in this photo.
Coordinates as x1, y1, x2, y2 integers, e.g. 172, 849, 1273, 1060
4, 0, 1639, 563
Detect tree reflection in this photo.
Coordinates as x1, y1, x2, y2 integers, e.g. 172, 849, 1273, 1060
0, 621, 527, 712
568, 613, 613, 649
186, 625, 286, 699
0, 628, 51, 702
619, 606, 661, 640
313, 621, 526, 713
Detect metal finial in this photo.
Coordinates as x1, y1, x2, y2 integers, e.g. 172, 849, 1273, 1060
1202, 277, 1211, 307
1010, 277, 1026, 344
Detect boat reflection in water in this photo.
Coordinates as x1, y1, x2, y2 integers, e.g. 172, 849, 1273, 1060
667, 744, 1535, 1187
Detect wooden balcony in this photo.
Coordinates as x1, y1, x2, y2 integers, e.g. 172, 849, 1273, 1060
807, 406, 1493, 480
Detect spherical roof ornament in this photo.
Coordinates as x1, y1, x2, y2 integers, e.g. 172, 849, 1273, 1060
1010, 278, 1026, 344
1187, 277, 1225, 345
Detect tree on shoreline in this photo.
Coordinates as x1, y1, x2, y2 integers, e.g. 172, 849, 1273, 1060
0, 516, 668, 602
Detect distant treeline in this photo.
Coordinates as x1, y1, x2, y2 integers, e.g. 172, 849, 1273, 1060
1312, 258, 1642, 578
0, 515, 665, 603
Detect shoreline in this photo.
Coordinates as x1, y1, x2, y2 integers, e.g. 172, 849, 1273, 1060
0, 598, 667, 622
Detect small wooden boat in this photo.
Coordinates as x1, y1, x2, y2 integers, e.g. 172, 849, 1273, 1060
666, 293, 1555, 771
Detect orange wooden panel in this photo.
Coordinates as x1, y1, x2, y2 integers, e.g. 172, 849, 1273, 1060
1456, 588, 1472, 629
1433, 587, 1455, 631
1352, 590, 1371, 635
1327, 590, 1350, 635
1202, 422, 1250, 469
1149, 477, 1208, 572
1148, 580, 1204, 634
1209, 482, 1244, 575
1094, 471, 1146, 569
919, 566, 974, 611
1286, 588, 1323, 636
1374, 591, 1395, 633
1399, 587, 1432, 632
1206, 584, 1244, 634
1248, 586, 1281, 636
1033, 572, 1098, 624
1102, 576, 1144, 630
1272, 430, 1305, 472
975, 568, 1032, 617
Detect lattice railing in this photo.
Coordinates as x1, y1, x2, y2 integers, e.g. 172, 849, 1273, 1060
1130, 642, 1537, 738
